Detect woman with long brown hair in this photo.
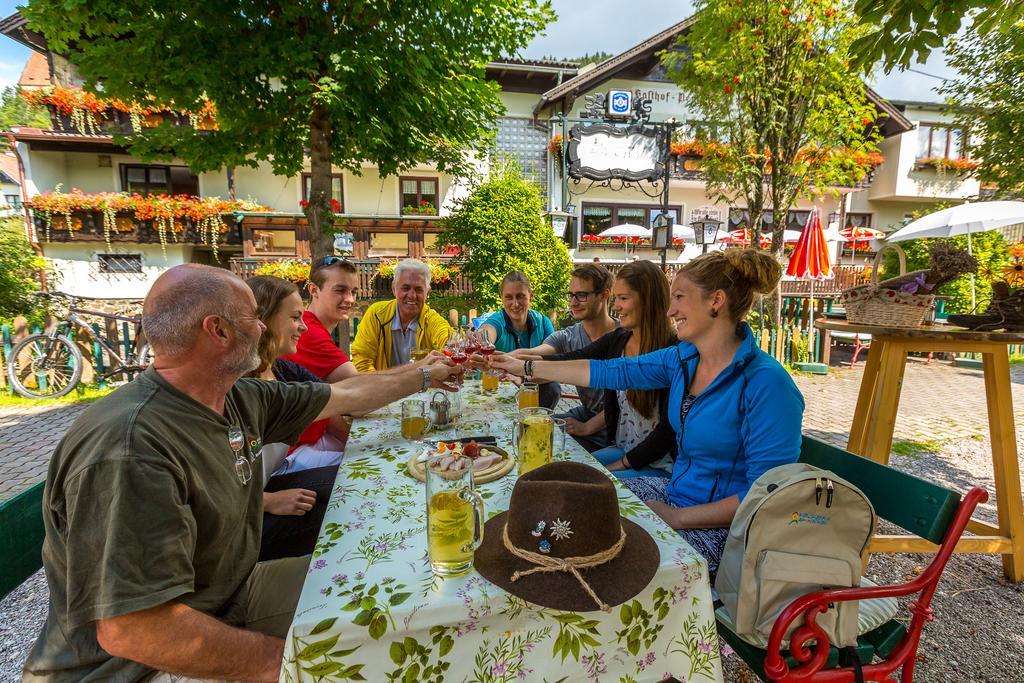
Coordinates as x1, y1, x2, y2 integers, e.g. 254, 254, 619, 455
245, 275, 343, 561
543, 259, 678, 478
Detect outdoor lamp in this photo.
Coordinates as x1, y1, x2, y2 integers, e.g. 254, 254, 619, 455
547, 207, 572, 239
691, 216, 722, 253
652, 211, 673, 249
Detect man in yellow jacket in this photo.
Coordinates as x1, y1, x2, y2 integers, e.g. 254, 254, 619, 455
351, 258, 452, 371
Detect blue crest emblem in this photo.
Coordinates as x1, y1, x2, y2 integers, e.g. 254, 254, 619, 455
608, 90, 631, 115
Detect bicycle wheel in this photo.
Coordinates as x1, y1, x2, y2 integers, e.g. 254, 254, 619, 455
5, 334, 84, 399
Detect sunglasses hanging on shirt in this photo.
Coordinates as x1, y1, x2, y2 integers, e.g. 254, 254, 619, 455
228, 426, 252, 486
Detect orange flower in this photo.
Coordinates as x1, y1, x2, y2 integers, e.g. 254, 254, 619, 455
1002, 261, 1024, 287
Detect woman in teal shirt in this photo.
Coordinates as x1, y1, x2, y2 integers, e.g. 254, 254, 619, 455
481, 271, 557, 406
480, 271, 555, 351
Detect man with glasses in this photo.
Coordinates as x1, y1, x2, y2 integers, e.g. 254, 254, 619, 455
24, 264, 461, 682
510, 264, 617, 451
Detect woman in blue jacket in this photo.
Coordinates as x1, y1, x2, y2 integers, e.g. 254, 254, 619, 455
490, 248, 804, 573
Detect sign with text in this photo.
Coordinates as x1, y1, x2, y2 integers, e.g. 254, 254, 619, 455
566, 124, 667, 183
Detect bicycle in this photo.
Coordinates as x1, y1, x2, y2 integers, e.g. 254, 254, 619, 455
4, 291, 152, 399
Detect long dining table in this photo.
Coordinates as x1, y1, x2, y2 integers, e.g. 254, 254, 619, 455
279, 378, 723, 682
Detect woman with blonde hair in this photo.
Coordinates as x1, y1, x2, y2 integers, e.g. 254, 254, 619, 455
490, 249, 804, 573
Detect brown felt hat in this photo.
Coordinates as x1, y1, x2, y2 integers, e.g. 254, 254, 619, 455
474, 461, 659, 612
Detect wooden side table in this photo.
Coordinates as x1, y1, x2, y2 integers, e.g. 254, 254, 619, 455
816, 319, 1024, 581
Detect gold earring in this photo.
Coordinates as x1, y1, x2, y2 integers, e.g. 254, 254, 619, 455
710, 308, 719, 318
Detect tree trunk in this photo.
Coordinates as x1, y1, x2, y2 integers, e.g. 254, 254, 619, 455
226, 167, 236, 201
306, 103, 334, 263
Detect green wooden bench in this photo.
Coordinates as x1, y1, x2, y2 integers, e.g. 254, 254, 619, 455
717, 435, 987, 682
0, 481, 46, 599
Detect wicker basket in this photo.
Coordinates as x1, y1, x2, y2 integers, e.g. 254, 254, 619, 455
842, 244, 935, 328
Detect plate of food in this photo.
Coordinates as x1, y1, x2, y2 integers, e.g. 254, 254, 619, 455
407, 439, 514, 484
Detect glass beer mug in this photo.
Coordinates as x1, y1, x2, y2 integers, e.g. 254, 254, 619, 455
425, 454, 485, 576
517, 382, 540, 410
511, 407, 554, 476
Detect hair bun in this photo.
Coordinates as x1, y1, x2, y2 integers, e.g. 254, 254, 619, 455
722, 248, 782, 294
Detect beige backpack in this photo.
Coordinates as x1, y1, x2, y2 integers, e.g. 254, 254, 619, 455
715, 463, 876, 647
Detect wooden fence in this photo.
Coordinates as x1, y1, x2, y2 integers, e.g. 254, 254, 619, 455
230, 258, 475, 299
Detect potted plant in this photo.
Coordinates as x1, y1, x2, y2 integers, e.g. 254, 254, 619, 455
375, 259, 397, 287
402, 200, 437, 216
790, 329, 828, 374
426, 259, 457, 291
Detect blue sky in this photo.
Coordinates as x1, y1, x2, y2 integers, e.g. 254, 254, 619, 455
0, 0, 954, 103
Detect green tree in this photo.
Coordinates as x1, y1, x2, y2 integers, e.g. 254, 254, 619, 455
940, 27, 1024, 197
22, 1, 554, 261
851, 0, 1024, 72
881, 232, 1011, 314
662, 0, 881, 256
438, 161, 571, 313
0, 218, 47, 320
0, 86, 51, 141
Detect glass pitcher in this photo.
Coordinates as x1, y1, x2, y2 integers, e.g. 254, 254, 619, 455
511, 406, 554, 476
425, 454, 485, 576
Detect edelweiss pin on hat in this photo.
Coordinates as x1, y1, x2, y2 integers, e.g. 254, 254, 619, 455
474, 461, 659, 612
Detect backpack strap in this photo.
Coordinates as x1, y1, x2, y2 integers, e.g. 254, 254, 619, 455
839, 645, 866, 683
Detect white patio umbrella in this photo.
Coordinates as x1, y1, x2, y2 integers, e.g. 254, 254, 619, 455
673, 224, 730, 243
598, 223, 652, 257
885, 200, 1024, 307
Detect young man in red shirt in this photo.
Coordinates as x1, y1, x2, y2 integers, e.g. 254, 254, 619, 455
283, 257, 362, 381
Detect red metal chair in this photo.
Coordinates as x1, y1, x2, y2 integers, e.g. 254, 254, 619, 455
763, 487, 986, 682
718, 437, 988, 682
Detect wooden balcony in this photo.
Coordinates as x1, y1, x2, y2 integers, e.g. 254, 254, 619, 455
32, 210, 242, 246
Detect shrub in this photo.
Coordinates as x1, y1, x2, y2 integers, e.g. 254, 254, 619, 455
437, 161, 572, 312
0, 218, 48, 320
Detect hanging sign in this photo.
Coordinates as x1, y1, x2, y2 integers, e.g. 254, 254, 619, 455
566, 124, 667, 183
333, 232, 354, 256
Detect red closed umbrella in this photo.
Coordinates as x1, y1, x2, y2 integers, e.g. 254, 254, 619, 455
786, 208, 833, 361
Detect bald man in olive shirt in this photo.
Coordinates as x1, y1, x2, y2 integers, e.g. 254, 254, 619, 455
24, 265, 461, 682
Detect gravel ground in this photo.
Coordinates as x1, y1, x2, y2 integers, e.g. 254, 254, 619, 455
2, 433, 1022, 680
0, 570, 46, 681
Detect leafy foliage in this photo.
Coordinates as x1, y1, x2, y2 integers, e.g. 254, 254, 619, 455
22, 0, 554, 259
0, 86, 50, 143
882, 233, 1011, 314
663, 0, 881, 255
438, 162, 572, 313
940, 27, 1024, 197
850, 0, 1024, 72
0, 218, 48, 319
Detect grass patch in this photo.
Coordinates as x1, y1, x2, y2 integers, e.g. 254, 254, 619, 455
891, 438, 943, 458
0, 385, 114, 407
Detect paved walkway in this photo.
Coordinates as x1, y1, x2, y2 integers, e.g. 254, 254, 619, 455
2, 360, 1021, 503
795, 359, 1024, 448
0, 402, 87, 502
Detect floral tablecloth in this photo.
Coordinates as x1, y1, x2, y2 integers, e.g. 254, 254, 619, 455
280, 380, 722, 683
